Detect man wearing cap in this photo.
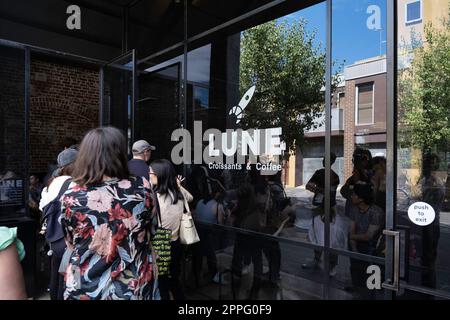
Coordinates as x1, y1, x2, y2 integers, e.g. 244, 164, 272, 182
128, 140, 156, 181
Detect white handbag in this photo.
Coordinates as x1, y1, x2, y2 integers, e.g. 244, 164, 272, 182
179, 196, 200, 245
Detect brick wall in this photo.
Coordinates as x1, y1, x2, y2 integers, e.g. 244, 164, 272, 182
29, 59, 100, 174
343, 80, 356, 180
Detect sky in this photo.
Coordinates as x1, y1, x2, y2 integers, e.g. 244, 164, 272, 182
279, 0, 387, 71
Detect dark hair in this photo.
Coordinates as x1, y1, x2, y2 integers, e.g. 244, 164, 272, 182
248, 165, 268, 195
353, 183, 374, 205
72, 127, 130, 186
60, 137, 78, 150
353, 148, 372, 167
150, 159, 183, 204
322, 152, 337, 167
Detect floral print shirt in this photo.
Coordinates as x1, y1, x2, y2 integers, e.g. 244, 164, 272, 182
60, 176, 158, 300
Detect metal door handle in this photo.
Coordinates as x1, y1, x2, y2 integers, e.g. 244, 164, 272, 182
382, 229, 400, 291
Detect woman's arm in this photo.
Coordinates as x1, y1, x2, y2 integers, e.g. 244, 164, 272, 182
217, 203, 225, 224
349, 221, 358, 252
0, 242, 27, 300
306, 171, 320, 193
180, 186, 193, 203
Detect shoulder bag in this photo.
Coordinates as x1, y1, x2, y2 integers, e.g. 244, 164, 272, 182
179, 195, 200, 245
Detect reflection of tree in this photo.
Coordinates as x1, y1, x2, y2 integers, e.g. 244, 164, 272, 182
239, 19, 340, 155
398, 12, 450, 293
399, 15, 450, 152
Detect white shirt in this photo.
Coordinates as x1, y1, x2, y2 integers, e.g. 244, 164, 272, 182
39, 176, 74, 211
157, 186, 193, 241
308, 214, 348, 250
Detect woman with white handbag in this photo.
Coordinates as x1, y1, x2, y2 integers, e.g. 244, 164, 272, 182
149, 159, 195, 300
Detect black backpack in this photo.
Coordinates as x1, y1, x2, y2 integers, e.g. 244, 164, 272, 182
41, 179, 72, 246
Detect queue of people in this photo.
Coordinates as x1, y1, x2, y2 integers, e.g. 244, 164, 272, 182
303, 148, 387, 298
2, 125, 441, 301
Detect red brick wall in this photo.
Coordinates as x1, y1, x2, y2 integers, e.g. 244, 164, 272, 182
29, 59, 100, 174
343, 80, 356, 180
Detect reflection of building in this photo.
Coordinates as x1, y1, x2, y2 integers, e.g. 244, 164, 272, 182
398, 0, 449, 68
342, 56, 387, 180
285, 0, 450, 187
285, 80, 345, 187
285, 56, 387, 187
397, 0, 449, 184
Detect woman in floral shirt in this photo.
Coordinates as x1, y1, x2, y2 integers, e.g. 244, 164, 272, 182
60, 127, 158, 300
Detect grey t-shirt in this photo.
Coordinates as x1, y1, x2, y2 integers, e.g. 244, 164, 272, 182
349, 205, 384, 236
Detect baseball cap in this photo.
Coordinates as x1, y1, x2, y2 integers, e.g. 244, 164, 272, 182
132, 140, 156, 154
57, 148, 78, 168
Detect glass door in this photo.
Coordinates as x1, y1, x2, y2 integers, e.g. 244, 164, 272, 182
100, 50, 137, 154
393, 0, 450, 300
134, 62, 182, 163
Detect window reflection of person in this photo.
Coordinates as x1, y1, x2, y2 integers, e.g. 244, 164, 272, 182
371, 156, 386, 212
304, 152, 343, 274
192, 180, 228, 284
341, 148, 373, 217
348, 183, 384, 298
264, 172, 294, 285
231, 167, 267, 299
306, 152, 340, 210
413, 152, 444, 291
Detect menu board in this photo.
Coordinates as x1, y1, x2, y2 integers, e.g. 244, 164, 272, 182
0, 178, 24, 208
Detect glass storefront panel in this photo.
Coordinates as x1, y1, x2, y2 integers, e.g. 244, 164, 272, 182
102, 52, 135, 153
136, 46, 186, 177
136, 62, 182, 163
0, 46, 26, 219
180, 1, 328, 299
396, 0, 450, 297
182, 222, 325, 300
330, 0, 388, 298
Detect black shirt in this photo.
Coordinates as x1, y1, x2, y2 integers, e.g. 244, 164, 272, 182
308, 168, 340, 207
128, 159, 149, 181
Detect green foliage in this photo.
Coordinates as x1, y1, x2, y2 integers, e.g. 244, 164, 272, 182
399, 15, 450, 152
239, 19, 338, 154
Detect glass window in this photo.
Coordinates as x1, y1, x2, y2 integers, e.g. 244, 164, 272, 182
397, 0, 450, 297
0, 46, 26, 219
332, 0, 388, 300
178, 0, 329, 300
405, 0, 422, 24
193, 86, 209, 109
356, 83, 374, 125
